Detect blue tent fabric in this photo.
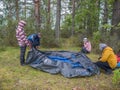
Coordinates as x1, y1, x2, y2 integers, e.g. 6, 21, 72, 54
47, 56, 83, 68
26, 48, 100, 78
117, 62, 120, 67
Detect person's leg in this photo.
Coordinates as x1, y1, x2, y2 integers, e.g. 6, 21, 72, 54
81, 47, 87, 53
20, 46, 26, 66
95, 61, 112, 74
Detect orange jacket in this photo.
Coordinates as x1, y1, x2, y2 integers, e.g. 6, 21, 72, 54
100, 46, 117, 69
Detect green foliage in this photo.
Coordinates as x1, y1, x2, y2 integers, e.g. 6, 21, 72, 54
102, 24, 113, 30
61, 15, 72, 38
0, 0, 119, 52
25, 18, 36, 35
41, 30, 59, 48
61, 28, 71, 38
0, 19, 18, 46
61, 36, 80, 49
93, 31, 101, 42
0, 39, 6, 52
92, 31, 101, 53
113, 69, 120, 86
114, 22, 120, 30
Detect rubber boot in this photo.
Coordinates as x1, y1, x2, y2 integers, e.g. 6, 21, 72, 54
20, 46, 26, 66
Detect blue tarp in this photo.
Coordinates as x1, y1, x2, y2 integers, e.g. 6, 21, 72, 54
26, 48, 100, 78
48, 56, 83, 68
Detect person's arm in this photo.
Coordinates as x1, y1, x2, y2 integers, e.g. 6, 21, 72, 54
100, 50, 110, 62
16, 20, 30, 47
17, 27, 30, 46
86, 41, 91, 52
98, 57, 101, 60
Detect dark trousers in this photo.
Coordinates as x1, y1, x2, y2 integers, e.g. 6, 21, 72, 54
20, 46, 26, 65
95, 61, 112, 72
81, 47, 89, 54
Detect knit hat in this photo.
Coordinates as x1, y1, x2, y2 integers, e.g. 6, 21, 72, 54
83, 38, 87, 42
99, 43, 107, 51
18, 20, 26, 27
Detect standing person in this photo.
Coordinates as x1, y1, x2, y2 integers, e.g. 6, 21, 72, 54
81, 38, 91, 54
95, 43, 117, 75
16, 20, 30, 66
16, 20, 41, 66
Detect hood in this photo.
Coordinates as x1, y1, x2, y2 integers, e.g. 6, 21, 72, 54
18, 20, 26, 28
103, 46, 113, 51
99, 43, 107, 51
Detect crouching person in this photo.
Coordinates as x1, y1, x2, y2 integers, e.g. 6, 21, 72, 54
27, 33, 41, 50
95, 43, 117, 75
81, 38, 91, 54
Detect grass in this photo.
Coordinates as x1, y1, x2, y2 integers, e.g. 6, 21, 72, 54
0, 47, 120, 90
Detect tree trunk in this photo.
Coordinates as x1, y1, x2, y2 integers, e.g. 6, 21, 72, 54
15, 0, 19, 21
71, 0, 75, 36
111, 0, 120, 51
24, 0, 26, 19
111, 0, 120, 36
101, 0, 108, 38
47, 0, 51, 30
33, 0, 41, 32
55, 0, 61, 43
86, 0, 100, 37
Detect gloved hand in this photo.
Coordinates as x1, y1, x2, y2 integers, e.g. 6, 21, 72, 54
98, 57, 101, 60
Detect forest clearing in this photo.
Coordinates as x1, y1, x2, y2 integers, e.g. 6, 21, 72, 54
0, 0, 120, 89
0, 47, 120, 90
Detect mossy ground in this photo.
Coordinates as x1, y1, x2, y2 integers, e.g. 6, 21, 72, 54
0, 47, 119, 90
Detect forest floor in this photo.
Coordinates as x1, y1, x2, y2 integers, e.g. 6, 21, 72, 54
0, 47, 120, 90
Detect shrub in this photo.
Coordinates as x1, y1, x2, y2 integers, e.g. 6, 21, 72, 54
0, 38, 6, 52
41, 30, 59, 48
92, 31, 101, 53
112, 69, 120, 86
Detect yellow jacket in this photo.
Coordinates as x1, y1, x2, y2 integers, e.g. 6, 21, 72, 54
100, 46, 117, 69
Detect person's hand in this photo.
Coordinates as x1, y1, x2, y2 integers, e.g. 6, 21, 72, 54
38, 33, 41, 38
28, 41, 32, 49
98, 57, 101, 60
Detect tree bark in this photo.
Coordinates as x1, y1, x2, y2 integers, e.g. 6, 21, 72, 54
24, 0, 26, 19
55, 0, 61, 42
15, 0, 19, 21
33, 0, 41, 32
71, 0, 75, 36
47, 0, 51, 30
111, 0, 120, 38
111, 0, 120, 51
101, 0, 108, 38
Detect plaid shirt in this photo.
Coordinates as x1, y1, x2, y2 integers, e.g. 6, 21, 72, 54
16, 25, 30, 47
